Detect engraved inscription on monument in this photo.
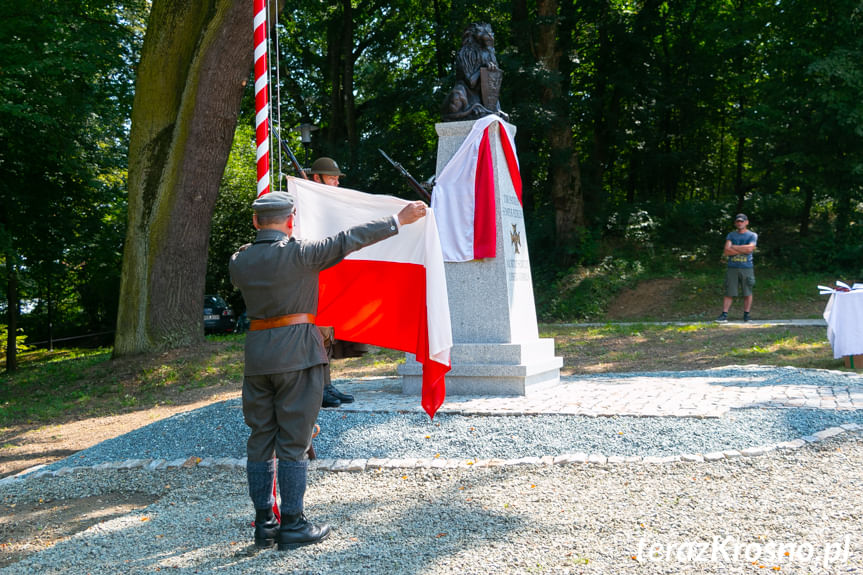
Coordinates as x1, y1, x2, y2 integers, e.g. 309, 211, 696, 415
500, 188, 531, 284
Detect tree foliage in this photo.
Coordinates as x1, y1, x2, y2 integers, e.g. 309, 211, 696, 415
3, 0, 863, 356
0, 0, 146, 369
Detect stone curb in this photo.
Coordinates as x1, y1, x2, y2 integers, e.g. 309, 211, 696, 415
3, 425, 860, 485
560, 319, 828, 327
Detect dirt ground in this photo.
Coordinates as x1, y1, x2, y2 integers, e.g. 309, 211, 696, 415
605, 278, 681, 320
0, 493, 157, 567
0, 387, 242, 480
0, 385, 244, 567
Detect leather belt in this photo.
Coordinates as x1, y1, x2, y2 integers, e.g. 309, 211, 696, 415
249, 313, 316, 331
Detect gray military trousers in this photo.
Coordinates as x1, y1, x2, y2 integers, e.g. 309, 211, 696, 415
242, 365, 325, 462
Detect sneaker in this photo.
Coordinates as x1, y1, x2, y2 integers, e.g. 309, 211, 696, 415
715, 312, 728, 323
743, 311, 751, 322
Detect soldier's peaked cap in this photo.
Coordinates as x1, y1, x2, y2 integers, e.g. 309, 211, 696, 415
252, 191, 294, 215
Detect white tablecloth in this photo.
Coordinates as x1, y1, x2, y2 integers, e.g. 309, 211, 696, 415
823, 290, 863, 358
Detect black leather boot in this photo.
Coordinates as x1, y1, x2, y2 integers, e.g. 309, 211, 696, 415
325, 383, 354, 404
277, 514, 332, 550
254, 508, 280, 549
321, 385, 342, 408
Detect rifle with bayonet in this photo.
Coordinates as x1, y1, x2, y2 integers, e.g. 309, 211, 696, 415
278, 137, 308, 180
270, 119, 308, 180
378, 148, 432, 202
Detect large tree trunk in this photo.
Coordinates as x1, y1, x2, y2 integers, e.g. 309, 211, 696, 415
114, 0, 254, 356
535, 0, 584, 243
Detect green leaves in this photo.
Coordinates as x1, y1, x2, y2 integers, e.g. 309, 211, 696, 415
0, 0, 147, 354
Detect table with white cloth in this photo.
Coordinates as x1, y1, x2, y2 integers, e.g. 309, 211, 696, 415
823, 290, 863, 359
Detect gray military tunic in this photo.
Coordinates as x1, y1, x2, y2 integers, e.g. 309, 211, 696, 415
229, 218, 399, 461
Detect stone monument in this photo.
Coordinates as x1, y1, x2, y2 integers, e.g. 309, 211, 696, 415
399, 118, 563, 395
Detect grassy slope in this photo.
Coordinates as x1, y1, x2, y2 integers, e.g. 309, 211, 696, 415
0, 270, 846, 429
616, 269, 831, 322
538, 262, 836, 322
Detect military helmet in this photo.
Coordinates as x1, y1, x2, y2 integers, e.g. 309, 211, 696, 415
309, 157, 345, 177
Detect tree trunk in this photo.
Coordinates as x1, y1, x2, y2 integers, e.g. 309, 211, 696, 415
590, 1, 620, 211
342, 1, 358, 158
732, 0, 749, 214
535, 0, 584, 243
834, 183, 851, 246
716, 114, 726, 200
799, 185, 813, 237
5, 256, 17, 373
114, 0, 254, 356
510, 0, 535, 211
431, 0, 446, 78
326, 7, 344, 149
734, 133, 745, 213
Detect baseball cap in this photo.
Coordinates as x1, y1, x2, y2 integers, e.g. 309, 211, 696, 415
734, 213, 748, 221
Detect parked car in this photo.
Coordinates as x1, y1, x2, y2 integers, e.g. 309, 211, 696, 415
204, 294, 236, 334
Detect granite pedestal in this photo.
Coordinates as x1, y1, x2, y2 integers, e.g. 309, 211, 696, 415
399, 118, 562, 396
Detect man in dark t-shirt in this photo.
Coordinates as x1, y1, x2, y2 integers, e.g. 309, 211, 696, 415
716, 213, 758, 323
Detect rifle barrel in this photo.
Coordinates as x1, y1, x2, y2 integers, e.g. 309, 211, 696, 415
378, 149, 431, 202
279, 139, 308, 180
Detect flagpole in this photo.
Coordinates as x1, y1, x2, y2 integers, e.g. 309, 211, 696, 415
253, 0, 270, 198
252, 0, 280, 524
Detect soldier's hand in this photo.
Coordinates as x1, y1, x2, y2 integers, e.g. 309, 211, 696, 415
398, 201, 427, 226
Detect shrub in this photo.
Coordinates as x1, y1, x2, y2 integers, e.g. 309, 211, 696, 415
0, 325, 31, 356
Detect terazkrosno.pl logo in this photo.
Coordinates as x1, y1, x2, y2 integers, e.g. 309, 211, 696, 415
635, 535, 851, 568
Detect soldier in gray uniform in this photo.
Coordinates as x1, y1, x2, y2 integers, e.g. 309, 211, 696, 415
229, 190, 427, 550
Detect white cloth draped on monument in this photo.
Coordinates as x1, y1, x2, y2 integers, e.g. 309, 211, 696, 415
431, 114, 522, 262
289, 177, 452, 418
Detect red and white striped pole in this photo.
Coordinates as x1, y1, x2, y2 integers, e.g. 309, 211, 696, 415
253, 0, 281, 524
253, 0, 270, 198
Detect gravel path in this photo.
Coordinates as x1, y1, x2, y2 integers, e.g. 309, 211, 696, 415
1, 436, 861, 574
33, 403, 863, 470
27, 366, 863, 472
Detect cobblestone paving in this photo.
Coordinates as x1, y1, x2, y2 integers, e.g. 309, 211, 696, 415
342, 365, 863, 418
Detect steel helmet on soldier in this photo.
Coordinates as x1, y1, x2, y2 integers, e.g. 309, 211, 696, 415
309, 157, 345, 177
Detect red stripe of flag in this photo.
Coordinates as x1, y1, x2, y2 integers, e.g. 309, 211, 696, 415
473, 127, 496, 259
317, 260, 447, 418
499, 127, 522, 205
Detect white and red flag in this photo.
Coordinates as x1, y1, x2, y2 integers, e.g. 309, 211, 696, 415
289, 178, 452, 418
431, 114, 522, 262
